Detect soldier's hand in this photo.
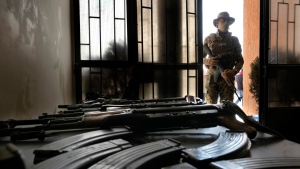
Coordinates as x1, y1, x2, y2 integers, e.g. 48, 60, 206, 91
221, 69, 237, 85
203, 58, 219, 66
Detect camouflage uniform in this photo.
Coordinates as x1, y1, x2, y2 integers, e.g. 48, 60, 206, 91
203, 32, 244, 104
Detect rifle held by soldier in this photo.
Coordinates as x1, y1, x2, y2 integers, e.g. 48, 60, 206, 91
203, 44, 242, 101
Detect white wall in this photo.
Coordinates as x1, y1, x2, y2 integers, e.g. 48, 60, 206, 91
0, 0, 74, 120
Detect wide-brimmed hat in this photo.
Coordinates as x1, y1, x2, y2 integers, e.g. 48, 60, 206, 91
213, 11, 235, 27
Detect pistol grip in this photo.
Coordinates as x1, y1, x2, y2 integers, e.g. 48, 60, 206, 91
218, 115, 257, 139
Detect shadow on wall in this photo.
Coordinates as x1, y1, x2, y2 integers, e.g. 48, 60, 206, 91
0, 0, 73, 120
84, 41, 132, 100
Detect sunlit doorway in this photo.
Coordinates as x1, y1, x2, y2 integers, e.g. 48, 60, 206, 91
202, 0, 244, 108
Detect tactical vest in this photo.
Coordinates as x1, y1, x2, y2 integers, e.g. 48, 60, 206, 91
207, 33, 237, 70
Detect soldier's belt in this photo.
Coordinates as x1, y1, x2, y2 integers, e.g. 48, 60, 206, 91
206, 65, 218, 69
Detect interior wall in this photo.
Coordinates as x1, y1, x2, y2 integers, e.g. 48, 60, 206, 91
243, 0, 260, 115
0, 0, 74, 120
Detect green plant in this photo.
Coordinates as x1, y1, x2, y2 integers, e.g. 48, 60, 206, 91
249, 56, 260, 104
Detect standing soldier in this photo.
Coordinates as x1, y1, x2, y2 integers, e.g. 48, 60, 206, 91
203, 11, 244, 104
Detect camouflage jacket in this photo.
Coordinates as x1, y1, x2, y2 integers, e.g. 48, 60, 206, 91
203, 31, 244, 75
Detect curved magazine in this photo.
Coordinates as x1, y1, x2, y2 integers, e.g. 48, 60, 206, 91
32, 139, 132, 169
0, 143, 27, 169
209, 157, 300, 169
89, 139, 184, 169
33, 128, 132, 164
182, 131, 251, 168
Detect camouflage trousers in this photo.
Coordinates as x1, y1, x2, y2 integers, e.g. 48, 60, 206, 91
204, 74, 234, 104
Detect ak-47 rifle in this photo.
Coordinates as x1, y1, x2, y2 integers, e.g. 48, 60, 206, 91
0, 110, 126, 141
57, 95, 201, 110
98, 100, 284, 139
50, 95, 203, 116
0, 117, 82, 129
6, 95, 192, 138
0, 101, 283, 141
203, 44, 242, 101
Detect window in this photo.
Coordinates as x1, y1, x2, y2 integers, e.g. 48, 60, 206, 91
75, 0, 203, 102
